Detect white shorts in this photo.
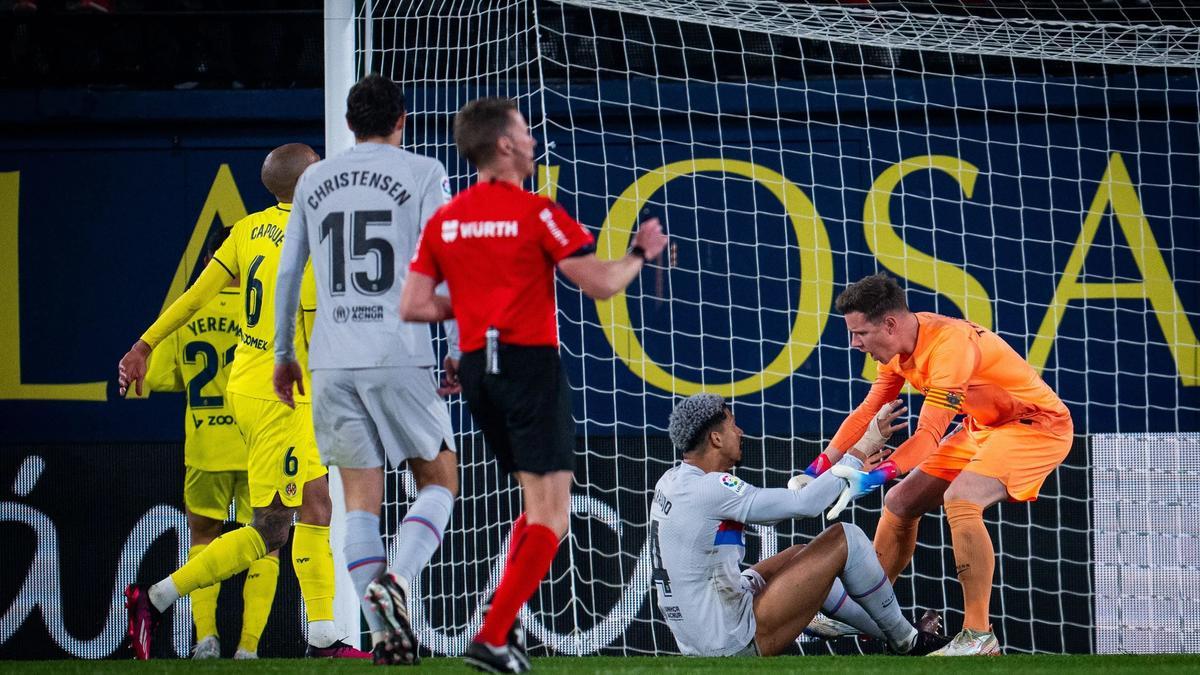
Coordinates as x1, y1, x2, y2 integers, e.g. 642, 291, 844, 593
311, 366, 456, 468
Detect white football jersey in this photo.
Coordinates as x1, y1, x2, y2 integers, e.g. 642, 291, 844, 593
648, 460, 853, 656
276, 142, 450, 369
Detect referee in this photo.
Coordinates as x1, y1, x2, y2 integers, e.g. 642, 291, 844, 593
402, 97, 667, 673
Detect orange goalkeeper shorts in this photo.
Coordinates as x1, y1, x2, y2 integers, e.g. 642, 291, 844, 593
919, 413, 1073, 501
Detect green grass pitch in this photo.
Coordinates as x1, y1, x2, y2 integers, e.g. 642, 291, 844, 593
3, 655, 1199, 674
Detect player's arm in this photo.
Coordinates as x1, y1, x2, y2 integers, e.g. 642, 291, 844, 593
416, 161, 463, 367
400, 271, 453, 322
557, 218, 667, 299
436, 281, 462, 395
298, 262, 317, 347
401, 218, 452, 323
715, 455, 866, 524
273, 204, 313, 407
887, 335, 979, 473
118, 261, 234, 397
143, 331, 184, 393
792, 367, 902, 482
827, 369, 906, 460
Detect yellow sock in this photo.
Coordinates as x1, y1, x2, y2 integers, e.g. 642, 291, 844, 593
945, 499, 994, 632
188, 544, 220, 640
171, 527, 267, 596
873, 506, 922, 582
238, 554, 280, 654
292, 523, 334, 622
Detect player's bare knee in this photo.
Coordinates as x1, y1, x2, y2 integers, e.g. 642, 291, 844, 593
942, 477, 996, 506
413, 448, 459, 496
252, 503, 295, 551
299, 498, 332, 527
299, 476, 332, 525
884, 483, 930, 519
528, 512, 569, 539
813, 520, 847, 549
187, 514, 224, 543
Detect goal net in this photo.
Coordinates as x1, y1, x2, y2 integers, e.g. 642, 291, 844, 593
350, 0, 1200, 656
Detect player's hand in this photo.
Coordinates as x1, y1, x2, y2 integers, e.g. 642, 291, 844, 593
273, 361, 305, 409
854, 399, 908, 456
825, 460, 899, 519
859, 444, 894, 473
438, 356, 461, 397
633, 217, 668, 260
117, 340, 152, 397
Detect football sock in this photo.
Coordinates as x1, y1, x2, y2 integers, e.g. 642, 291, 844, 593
238, 553, 280, 654
839, 523, 917, 652
148, 577, 180, 613
505, 513, 528, 569
165, 526, 267, 611
821, 578, 884, 640
187, 544, 220, 640
945, 499, 994, 632
873, 506, 921, 582
482, 513, 529, 610
344, 510, 388, 635
391, 485, 454, 583
308, 620, 339, 649
293, 523, 336, 645
476, 523, 558, 647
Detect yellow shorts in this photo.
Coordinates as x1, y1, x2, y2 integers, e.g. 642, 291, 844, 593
229, 393, 327, 508
183, 466, 252, 524
920, 413, 1073, 501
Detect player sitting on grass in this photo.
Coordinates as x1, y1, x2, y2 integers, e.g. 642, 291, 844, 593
649, 393, 949, 657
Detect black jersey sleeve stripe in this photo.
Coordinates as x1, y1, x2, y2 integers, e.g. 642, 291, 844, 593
565, 242, 597, 258
211, 256, 236, 279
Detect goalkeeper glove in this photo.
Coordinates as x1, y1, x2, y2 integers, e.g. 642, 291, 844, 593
787, 453, 832, 490
825, 460, 900, 519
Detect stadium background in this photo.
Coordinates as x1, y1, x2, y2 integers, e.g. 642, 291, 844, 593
1, 0, 1197, 660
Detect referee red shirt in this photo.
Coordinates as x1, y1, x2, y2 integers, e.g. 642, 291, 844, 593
410, 180, 595, 352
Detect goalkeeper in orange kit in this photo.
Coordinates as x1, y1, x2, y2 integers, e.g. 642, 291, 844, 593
797, 273, 1073, 655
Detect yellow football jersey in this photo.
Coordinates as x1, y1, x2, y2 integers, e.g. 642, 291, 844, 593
144, 289, 247, 472
212, 203, 316, 402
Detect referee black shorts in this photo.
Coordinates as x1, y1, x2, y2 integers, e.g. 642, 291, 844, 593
458, 344, 576, 475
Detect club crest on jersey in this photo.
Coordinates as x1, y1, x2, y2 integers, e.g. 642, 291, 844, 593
718, 473, 747, 495
442, 219, 459, 242
441, 176, 452, 203
285, 482, 297, 498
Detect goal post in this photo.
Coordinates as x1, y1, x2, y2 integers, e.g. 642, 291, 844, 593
322, 0, 363, 644
339, 0, 1200, 655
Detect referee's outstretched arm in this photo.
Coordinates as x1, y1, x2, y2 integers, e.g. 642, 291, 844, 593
558, 217, 668, 299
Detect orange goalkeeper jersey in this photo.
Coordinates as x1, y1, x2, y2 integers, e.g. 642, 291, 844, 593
830, 312, 1070, 473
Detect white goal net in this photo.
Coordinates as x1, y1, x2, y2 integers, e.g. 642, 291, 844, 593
347, 0, 1200, 656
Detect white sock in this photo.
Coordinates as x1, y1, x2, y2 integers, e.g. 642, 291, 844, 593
308, 619, 339, 648
344, 510, 387, 634
391, 485, 454, 582
837, 523, 917, 652
822, 578, 885, 640
148, 577, 180, 612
